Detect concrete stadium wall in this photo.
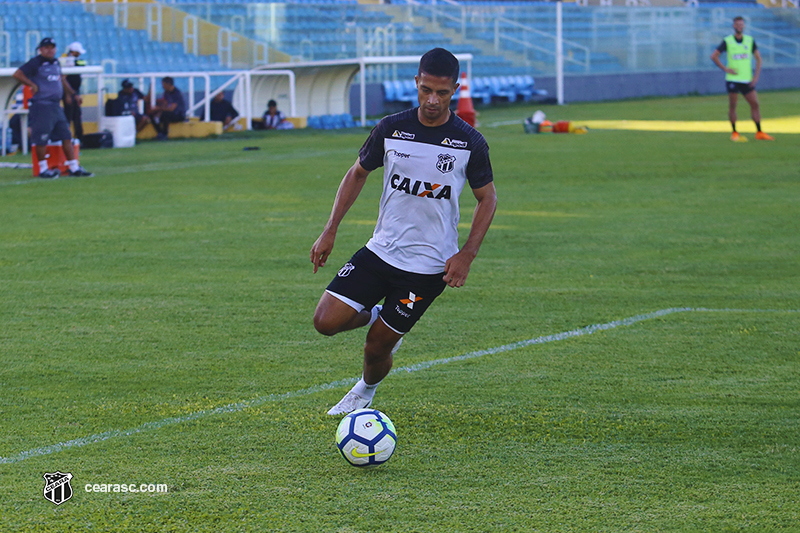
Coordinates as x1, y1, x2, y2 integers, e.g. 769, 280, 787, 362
536, 67, 800, 103
353, 67, 800, 116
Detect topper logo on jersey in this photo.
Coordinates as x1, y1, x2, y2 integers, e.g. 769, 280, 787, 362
390, 174, 452, 200
387, 150, 411, 159
392, 130, 415, 140
400, 292, 423, 309
47, 74, 61, 82
441, 138, 467, 148
732, 53, 749, 60
436, 154, 456, 174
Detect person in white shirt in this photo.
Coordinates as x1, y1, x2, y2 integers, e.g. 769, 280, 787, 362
262, 99, 293, 130
310, 48, 497, 415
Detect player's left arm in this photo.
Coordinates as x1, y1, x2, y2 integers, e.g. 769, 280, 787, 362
61, 76, 79, 105
443, 182, 497, 288
751, 48, 762, 87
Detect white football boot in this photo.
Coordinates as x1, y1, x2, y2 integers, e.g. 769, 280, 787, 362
327, 391, 372, 416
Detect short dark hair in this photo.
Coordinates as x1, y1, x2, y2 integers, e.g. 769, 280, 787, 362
733, 16, 745, 23
418, 48, 459, 85
268, 99, 277, 107
162, 76, 174, 85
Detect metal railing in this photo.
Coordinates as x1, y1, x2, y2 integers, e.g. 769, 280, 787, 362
0, 19, 9, 69
357, 25, 398, 82
494, 17, 591, 73
746, 24, 800, 64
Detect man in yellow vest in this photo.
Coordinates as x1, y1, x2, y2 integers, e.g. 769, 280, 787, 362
711, 16, 773, 142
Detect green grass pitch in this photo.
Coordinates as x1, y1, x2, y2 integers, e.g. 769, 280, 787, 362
1, 92, 798, 531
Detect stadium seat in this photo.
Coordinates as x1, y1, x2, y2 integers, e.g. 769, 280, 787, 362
471, 77, 492, 105
307, 115, 322, 129
513, 75, 534, 102
382, 80, 396, 103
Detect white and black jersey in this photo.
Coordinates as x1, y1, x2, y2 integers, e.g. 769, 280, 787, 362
359, 108, 493, 275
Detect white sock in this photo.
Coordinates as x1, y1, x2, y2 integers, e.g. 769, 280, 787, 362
66, 160, 80, 172
368, 304, 382, 327
351, 376, 381, 401
39, 160, 49, 173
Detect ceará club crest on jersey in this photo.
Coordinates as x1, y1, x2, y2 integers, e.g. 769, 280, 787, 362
436, 153, 456, 174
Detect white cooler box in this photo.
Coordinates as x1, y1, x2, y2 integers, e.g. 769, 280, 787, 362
99, 115, 136, 148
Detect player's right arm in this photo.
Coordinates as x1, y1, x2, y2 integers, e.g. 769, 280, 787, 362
310, 159, 371, 273
711, 43, 736, 75
12, 67, 38, 95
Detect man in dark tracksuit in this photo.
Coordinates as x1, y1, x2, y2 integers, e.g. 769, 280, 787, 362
61, 41, 87, 142
13, 37, 93, 178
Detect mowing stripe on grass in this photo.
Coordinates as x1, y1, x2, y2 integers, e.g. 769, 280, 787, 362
1, 148, 353, 187
1, 306, 797, 465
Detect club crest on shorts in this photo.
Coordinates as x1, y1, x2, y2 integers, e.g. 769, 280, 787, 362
43, 471, 74, 506
338, 263, 355, 277
436, 154, 456, 174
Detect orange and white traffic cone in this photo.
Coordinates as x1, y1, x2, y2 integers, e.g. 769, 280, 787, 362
455, 72, 476, 127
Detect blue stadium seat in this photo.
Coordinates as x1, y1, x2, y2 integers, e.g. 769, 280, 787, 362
314, 115, 330, 129
471, 77, 492, 105
382, 80, 396, 102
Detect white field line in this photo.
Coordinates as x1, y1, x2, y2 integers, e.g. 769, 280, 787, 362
1, 307, 797, 465
486, 119, 527, 128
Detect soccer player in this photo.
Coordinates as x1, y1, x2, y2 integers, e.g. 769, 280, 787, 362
710, 16, 774, 142
13, 38, 93, 178
310, 48, 497, 415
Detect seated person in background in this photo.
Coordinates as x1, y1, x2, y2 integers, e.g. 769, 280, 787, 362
261, 99, 294, 130
148, 76, 185, 140
117, 79, 150, 132
210, 92, 240, 131
9, 113, 31, 152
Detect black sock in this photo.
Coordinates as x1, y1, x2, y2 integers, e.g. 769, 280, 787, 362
756, 122, 762, 132
731, 123, 737, 133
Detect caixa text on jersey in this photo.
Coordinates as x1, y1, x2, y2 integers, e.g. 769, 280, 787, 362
390, 174, 452, 200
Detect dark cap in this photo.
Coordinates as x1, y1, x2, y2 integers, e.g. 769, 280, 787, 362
121, 79, 134, 89
38, 37, 56, 49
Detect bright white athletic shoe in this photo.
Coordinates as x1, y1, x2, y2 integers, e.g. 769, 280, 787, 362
327, 391, 372, 415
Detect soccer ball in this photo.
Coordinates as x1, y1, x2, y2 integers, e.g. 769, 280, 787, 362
336, 408, 397, 467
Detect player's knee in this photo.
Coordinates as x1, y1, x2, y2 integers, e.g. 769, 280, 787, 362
363, 340, 393, 364
313, 311, 339, 336
364, 330, 400, 360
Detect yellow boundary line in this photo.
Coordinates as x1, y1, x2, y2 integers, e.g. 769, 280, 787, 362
581, 116, 800, 134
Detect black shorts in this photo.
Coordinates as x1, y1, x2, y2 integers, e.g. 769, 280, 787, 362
726, 81, 754, 95
29, 101, 72, 145
326, 247, 447, 334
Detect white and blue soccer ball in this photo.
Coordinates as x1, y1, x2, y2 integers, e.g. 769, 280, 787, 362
336, 408, 397, 467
